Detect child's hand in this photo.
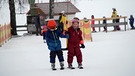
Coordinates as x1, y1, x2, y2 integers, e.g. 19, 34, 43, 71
62, 31, 66, 35
62, 30, 68, 35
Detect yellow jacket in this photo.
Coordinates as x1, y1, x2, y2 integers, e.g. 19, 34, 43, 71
111, 11, 117, 17
60, 15, 67, 24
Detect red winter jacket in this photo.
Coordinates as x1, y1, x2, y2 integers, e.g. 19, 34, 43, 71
67, 26, 83, 47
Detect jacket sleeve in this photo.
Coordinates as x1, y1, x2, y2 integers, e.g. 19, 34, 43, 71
60, 16, 64, 23
57, 30, 69, 38
45, 31, 50, 46
79, 30, 84, 44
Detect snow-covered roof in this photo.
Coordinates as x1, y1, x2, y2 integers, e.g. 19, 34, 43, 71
27, 1, 80, 16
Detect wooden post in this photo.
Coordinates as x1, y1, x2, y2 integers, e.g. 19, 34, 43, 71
124, 17, 126, 31
98, 20, 100, 31
0, 25, 2, 47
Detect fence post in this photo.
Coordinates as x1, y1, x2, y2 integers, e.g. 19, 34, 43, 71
0, 25, 4, 46
0, 25, 2, 47
8, 24, 11, 40
98, 20, 101, 31
124, 17, 126, 31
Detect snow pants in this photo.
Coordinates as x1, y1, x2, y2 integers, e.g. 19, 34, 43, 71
67, 45, 82, 64
130, 23, 135, 29
50, 50, 64, 63
36, 26, 41, 36
92, 27, 96, 31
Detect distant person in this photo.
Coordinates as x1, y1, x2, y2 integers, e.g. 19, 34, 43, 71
102, 16, 107, 32
91, 15, 97, 32
116, 15, 121, 31
45, 20, 69, 70
111, 8, 117, 31
58, 11, 67, 33
35, 14, 41, 36
83, 17, 89, 22
129, 15, 135, 30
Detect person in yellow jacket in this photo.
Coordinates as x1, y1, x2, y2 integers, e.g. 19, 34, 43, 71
111, 8, 117, 18
111, 8, 117, 31
58, 11, 67, 33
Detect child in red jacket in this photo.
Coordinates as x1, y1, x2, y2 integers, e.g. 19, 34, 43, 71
67, 18, 85, 69
91, 15, 97, 32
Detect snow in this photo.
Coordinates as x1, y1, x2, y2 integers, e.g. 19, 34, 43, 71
75, 0, 135, 19
0, 30, 135, 76
35, 0, 135, 19
0, 2, 10, 25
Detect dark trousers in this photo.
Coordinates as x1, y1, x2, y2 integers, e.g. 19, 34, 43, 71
130, 23, 135, 28
50, 51, 64, 63
103, 26, 107, 30
112, 19, 117, 30
42, 32, 46, 40
58, 23, 64, 33
36, 26, 41, 36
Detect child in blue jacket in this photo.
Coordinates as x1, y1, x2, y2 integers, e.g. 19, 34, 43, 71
45, 20, 69, 70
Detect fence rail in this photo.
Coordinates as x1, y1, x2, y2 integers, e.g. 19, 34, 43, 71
90, 16, 127, 32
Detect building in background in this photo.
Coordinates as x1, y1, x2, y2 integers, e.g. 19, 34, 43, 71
27, 1, 80, 20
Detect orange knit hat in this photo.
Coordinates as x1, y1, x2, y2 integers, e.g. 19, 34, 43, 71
47, 20, 57, 29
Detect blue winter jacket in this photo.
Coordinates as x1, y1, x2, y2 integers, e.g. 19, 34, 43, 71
46, 29, 69, 51
129, 17, 134, 25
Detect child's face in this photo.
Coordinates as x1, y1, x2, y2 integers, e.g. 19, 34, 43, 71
72, 22, 79, 29
50, 29, 55, 31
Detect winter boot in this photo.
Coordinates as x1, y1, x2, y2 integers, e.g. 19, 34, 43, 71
78, 63, 83, 69
68, 63, 75, 69
60, 62, 64, 70
51, 63, 56, 70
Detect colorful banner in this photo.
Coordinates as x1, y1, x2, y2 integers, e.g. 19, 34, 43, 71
64, 20, 92, 41
0, 24, 11, 47
80, 20, 92, 41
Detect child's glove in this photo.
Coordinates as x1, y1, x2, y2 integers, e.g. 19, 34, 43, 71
80, 44, 85, 48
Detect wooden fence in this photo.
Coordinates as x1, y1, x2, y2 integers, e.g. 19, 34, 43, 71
0, 24, 11, 47
90, 16, 127, 32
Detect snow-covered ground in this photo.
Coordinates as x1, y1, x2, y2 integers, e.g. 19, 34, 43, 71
0, 30, 135, 76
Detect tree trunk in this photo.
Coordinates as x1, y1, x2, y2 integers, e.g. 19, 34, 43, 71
49, 0, 54, 19
9, 0, 17, 35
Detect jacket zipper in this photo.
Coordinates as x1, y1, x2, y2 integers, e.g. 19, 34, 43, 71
52, 31, 57, 46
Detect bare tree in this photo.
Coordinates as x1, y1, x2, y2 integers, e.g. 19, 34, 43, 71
15, 0, 29, 14
9, 0, 17, 35
49, 0, 54, 19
